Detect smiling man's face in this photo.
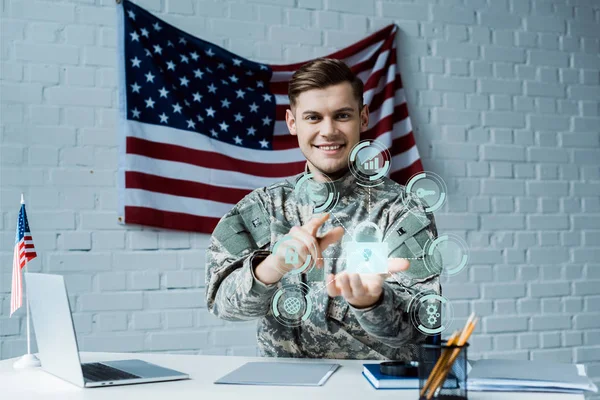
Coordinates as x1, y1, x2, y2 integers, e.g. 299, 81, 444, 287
285, 82, 369, 181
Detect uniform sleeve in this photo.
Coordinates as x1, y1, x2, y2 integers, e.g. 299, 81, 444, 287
205, 190, 279, 321
348, 192, 442, 347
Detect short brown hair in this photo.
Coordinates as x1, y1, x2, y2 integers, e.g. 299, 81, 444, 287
288, 58, 364, 110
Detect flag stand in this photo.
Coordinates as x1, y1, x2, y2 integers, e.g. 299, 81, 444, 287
12, 194, 41, 370
13, 266, 41, 369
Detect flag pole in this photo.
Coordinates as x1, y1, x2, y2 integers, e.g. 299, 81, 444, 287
13, 194, 41, 369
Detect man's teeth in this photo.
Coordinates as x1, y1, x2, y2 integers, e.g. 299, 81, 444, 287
319, 145, 341, 150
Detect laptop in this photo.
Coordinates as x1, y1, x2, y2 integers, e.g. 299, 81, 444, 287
25, 272, 190, 388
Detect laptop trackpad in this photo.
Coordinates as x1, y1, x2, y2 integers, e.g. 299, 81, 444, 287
103, 359, 186, 379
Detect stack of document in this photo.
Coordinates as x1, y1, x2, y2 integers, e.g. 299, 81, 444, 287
467, 359, 598, 394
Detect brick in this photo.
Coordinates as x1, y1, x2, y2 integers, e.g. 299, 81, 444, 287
83, 46, 116, 67
163, 270, 194, 288
431, 76, 475, 93
486, 316, 528, 333
483, 283, 526, 299
482, 180, 525, 196
16, 43, 79, 65
436, 213, 479, 229
132, 312, 162, 330
92, 231, 125, 250
326, 0, 374, 15
130, 271, 160, 290
81, 334, 145, 352
531, 315, 571, 331
80, 293, 143, 311
530, 50, 570, 68
482, 145, 525, 161
435, 283, 480, 299
113, 253, 177, 270
166, 0, 194, 14
433, 109, 480, 125
58, 232, 92, 250
573, 117, 600, 131
526, 16, 566, 33
483, 111, 525, 128
434, 42, 479, 59
525, 82, 565, 98
530, 282, 570, 297
65, 67, 95, 87
483, 46, 525, 62
528, 114, 569, 130
575, 347, 600, 363
148, 332, 208, 351
97, 272, 127, 291
574, 281, 600, 295
11, 0, 76, 22
531, 349, 572, 363
65, 25, 96, 46
527, 216, 569, 230
77, 5, 115, 25
165, 310, 194, 328
529, 248, 569, 264
1, 82, 43, 104
527, 181, 569, 196
95, 313, 128, 331
129, 231, 159, 250
431, 6, 475, 24
145, 290, 205, 309
45, 87, 112, 107
49, 253, 110, 272
0, 317, 20, 335
380, 3, 428, 20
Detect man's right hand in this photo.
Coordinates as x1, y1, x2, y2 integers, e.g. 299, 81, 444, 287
254, 213, 345, 285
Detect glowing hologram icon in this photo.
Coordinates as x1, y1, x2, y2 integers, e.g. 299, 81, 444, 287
283, 296, 302, 314
416, 188, 436, 198
423, 234, 469, 277
272, 235, 314, 276
285, 247, 298, 265
294, 172, 339, 213
343, 221, 388, 274
362, 156, 380, 171
271, 283, 312, 327
407, 291, 453, 336
348, 140, 391, 187
404, 171, 447, 213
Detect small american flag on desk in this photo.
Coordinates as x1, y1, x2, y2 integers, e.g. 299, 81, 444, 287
10, 196, 37, 316
117, 0, 423, 234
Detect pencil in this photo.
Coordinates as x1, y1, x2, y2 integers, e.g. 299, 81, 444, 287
426, 316, 478, 399
419, 330, 459, 397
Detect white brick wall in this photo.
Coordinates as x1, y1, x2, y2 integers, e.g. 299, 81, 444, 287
1, 0, 599, 394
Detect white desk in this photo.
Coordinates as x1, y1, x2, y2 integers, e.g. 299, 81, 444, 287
0, 352, 584, 400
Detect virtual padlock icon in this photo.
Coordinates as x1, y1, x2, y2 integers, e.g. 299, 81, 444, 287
343, 221, 388, 274
284, 247, 299, 265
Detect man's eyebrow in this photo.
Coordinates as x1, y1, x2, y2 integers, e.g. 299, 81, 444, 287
302, 107, 355, 116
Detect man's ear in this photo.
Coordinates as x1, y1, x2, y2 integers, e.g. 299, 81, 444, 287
286, 108, 297, 136
360, 104, 369, 132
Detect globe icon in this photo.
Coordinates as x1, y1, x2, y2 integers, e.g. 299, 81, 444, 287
283, 296, 303, 315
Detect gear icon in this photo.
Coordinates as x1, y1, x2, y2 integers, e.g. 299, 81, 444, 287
427, 314, 438, 326
426, 303, 438, 315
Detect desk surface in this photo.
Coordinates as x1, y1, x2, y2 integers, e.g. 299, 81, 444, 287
0, 352, 585, 400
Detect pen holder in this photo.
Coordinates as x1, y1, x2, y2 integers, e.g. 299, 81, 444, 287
418, 341, 469, 400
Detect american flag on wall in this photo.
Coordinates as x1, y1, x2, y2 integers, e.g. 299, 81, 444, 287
117, 0, 423, 234
10, 198, 37, 316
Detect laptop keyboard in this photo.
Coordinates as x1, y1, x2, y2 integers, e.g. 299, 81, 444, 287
82, 362, 141, 382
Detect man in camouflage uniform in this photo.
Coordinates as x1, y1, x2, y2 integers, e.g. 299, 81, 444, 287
206, 58, 441, 360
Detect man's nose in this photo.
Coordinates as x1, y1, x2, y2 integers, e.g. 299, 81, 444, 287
320, 117, 337, 136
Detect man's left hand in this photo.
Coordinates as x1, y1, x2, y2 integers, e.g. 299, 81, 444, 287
326, 258, 410, 309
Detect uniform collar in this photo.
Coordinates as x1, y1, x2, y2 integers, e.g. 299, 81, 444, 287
293, 162, 358, 200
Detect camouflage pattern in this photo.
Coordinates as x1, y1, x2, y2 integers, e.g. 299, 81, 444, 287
205, 167, 441, 360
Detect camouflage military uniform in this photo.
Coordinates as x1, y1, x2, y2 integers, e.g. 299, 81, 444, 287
205, 167, 441, 360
